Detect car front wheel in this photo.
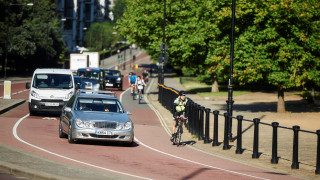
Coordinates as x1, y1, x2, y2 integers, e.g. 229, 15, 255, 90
68, 124, 75, 144
59, 120, 67, 138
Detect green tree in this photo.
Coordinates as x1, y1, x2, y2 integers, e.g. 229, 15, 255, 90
112, 0, 126, 23
83, 22, 118, 50
117, 0, 320, 113
0, 0, 65, 74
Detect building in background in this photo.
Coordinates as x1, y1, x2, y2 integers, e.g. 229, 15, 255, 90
55, 0, 110, 51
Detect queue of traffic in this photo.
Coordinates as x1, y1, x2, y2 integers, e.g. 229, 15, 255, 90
25, 67, 133, 146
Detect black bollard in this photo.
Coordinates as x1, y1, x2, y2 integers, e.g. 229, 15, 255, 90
212, 110, 219, 146
271, 122, 279, 164
291, 125, 300, 169
191, 102, 196, 135
252, 118, 260, 159
195, 104, 200, 138
223, 113, 231, 150
235, 115, 243, 154
316, 129, 320, 174
204, 108, 211, 144
199, 106, 205, 141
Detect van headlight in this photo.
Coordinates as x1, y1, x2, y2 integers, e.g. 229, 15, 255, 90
31, 90, 40, 99
65, 91, 74, 99
76, 118, 84, 128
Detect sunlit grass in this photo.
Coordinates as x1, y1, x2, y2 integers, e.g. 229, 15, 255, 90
176, 76, 252, 97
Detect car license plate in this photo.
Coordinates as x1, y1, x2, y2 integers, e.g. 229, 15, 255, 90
95, 130, 113, 135
44, 103, 59, 106
106, 83, 113, 87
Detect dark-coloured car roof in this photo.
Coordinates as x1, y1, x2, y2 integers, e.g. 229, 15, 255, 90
104, 69, 120, 72
78, 67, 102, 71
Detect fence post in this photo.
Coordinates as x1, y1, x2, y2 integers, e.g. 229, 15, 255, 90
190, 102, 195, 135
223, 113, 231, 150
204, 108, 211, 144
291, 125, 300, 169
252, 118, 260, 159
199, 106, 205, 141
212, 110, 219, 146
195, 104, 200, 138
316, 129, 320, 175
271, 122, 279, 164
235, 115, 243, 154
158, 84, 161, 102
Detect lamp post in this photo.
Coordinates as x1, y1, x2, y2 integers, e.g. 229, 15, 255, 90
4, 3, 33, 79
226, 0, 236, 141
158, 0, 168, 85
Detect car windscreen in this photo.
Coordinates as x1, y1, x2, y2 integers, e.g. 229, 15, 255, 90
77, 70, 99, 80
105, 70, 120, 77
76, 98, 124, 113
33, 74, 73, 89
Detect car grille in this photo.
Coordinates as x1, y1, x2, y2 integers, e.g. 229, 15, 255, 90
90, 134, 118, 138
93, 121, 117, 129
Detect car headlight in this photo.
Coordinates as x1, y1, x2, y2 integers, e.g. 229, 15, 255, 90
65, 91, 74, 100
93, 84, 100, 90
31, 90, 40, 98
84, 121, 94, 128
124, 121, 132, 130
76, 118, 84, 128
116, 77, 121, 82
116, 123, 123, 130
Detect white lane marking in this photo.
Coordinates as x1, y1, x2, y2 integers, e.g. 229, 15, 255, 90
12, 114, 152, 180
123, 79, 269, 180
0, 89, 28, 98
42, 117, 57, 120
135, 138, 268, 180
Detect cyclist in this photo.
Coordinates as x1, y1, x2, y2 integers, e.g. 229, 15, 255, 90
128, 72, 137, 95
135, 76, 146, 99
170, 91, 188, 142
142, 69, 149, 83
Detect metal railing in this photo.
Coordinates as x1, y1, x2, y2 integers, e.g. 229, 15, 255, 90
158, 84, 320, 175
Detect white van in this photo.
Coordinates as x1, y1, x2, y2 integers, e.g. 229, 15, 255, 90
26, 69, 75, 115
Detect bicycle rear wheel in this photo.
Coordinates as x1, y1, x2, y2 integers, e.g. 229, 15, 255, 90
138, 90, 141, 104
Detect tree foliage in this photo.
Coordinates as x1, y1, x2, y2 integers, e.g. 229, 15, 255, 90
83, 22, 119, 50
117, 0, 320, 112
112, 0, 127, 23
0, 0, 65, 74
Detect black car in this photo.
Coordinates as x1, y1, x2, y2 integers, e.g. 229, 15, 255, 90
104, 69, 123, 91
77, 68, 106, 90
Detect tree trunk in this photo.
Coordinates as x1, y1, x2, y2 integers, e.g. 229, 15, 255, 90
277, 86, 286, 113
211, 74, 219, 92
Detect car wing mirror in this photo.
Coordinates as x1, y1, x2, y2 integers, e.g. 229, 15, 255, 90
126, 110, 132, 115
75, 84, 80, 90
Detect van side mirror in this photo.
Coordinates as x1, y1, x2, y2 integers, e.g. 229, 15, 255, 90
64, 107, 72, 113
26, 82, 30, 89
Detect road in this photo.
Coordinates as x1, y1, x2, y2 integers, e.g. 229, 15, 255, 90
0, 52, 301, 180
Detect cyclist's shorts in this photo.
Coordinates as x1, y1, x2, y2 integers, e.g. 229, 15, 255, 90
173, 112, 185, 121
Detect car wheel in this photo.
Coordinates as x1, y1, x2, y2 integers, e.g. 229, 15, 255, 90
59, 120, 67, 138
68, 124, 75, 144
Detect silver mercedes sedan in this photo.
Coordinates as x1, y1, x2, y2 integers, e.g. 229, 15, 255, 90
59, 90, 134, 146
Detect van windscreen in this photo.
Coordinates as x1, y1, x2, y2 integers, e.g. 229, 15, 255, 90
33, 74, 73, 89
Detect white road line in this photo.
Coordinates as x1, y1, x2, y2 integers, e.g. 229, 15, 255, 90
121, 84, 269, 180
12, 114, 152, 180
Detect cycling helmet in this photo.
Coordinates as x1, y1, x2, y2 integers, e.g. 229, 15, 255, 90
179, 91, 185, 96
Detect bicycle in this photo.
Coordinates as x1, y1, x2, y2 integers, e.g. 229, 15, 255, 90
137, 85, 144, 104
172, 116, 187, 146
131, 84, 137, 100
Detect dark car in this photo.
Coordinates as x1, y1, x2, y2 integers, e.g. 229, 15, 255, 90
104, 69, 123, 91
77, 68, 106, 90
73, 76, 84, 89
